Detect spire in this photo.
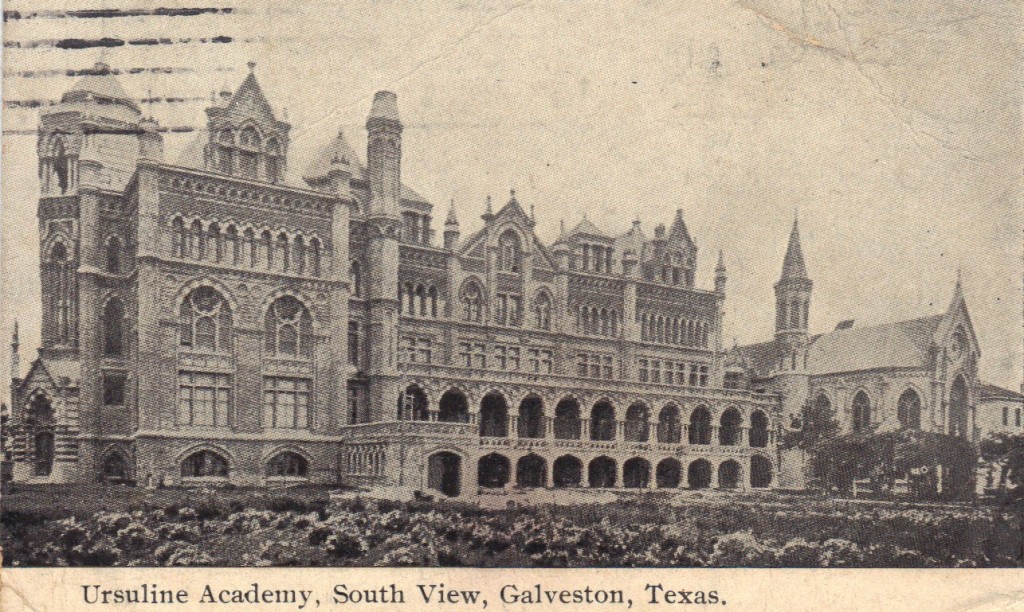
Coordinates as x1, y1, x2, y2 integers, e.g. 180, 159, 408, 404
484, 195, 493, 216
445, 199, 459, 226
780, 217, 809, 280
716, 249, 726, 272
669, 208, 694, 245
10, 320, 20, 382
560, 219, 566, 235
11, 321, 18, 351
715, 249, 727, 293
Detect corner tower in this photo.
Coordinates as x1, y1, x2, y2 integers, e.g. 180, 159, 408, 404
773, 217, 813, 423
364, 91, 403, 421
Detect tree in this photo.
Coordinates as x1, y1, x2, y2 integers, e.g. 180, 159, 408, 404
980, 432, 1024, 503
781, 399, 841, 451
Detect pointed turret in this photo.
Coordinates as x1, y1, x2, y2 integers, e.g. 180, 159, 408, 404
304, 127, 359, 191
715, 249, 727, 293
774, 215, 813, 336
669, 208, 695, 246
10, 321, 20, 383
444, 199, 461, 250
780, 218, 809, 281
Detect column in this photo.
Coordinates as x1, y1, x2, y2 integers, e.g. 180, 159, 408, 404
710, 462, 719, 489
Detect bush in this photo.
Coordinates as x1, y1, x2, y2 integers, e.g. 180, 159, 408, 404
778, 538, 821, 567
708, 531, 775, 567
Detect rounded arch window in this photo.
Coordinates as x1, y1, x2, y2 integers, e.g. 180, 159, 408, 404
181, 450, 229, 478
266, 452, 308, 478
239, 126, 262, 148
264, 295, 313, 358
179, 287, 233, 352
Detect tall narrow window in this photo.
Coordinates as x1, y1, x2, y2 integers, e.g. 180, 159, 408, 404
225, 225, 239, 264
852, 391, 871, 433
172, 218, 186, 257
266, 138, 281, 182
277, 233, 289, 272
461, 281, 483, 322
497, 230, 521, 273
348, 321, 360, 366
208, 223, 222, 262
534, 291, 552, 330
309, 238, 321, 276
49, 242, 73, 344
349, 260, 360, 296
106, 237, 122, 273
190, 220, 204, 259
103, 298, 125, 356
243, 228, 256, 267
262, 231, 274, 270
264, 295, 314, 358
294, 236, 306, 274
897, 389, 921, 429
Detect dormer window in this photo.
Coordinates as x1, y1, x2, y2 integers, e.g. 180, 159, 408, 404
497, 230, 521, 273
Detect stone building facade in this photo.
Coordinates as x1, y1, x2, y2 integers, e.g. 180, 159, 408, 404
7, 63, 977, 497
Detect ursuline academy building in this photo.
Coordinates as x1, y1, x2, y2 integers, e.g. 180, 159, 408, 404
7, 64, 982, 496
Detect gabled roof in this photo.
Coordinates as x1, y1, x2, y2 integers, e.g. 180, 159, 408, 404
565, 215, 610, 241
807, 315, 943, 376
225, 69, 276, 121
978, 382, 1024, 401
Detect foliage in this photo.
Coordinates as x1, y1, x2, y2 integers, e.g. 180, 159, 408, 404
781, 399, 841, 451
2, 486, 1020, 568
979, 431, 1024, 505
810, 429, 977, 500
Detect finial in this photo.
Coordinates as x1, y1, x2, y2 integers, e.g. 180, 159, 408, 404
485, 195, 493, 215
510, 188, 516, 202
248, 61, 256, 73
530, 202, 535, 221
12, 320, 19, 347
559, 219, 566, 235
716, 249, 726, 270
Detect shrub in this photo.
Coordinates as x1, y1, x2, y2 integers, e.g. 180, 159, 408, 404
778, 538, 821, 567
818, 538, 862, 567
708, 531, 775, 567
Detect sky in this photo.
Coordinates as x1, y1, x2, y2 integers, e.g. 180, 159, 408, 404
2, 0, 1022, 394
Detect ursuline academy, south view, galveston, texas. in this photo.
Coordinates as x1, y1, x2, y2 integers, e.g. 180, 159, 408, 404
7, 63, 984, 497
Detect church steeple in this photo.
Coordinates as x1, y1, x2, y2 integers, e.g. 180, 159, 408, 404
780, 217, 809, 281
775, 216, 813, 336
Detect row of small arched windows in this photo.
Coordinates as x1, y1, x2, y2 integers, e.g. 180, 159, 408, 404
171, 218, 322, 276
179, 449, 308, 478
577, 305, 620, 337
812, 388, 924, 433
641, 313, 709, 348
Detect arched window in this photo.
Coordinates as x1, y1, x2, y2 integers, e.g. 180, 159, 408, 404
261, 231, 274, 270
264, 296, 313, 358
294, 236, 306, 274
428, 286, 438, 317
225, 225, 239, 264
789, 298, 801, 328
49, 242, 73, 343
103, 298, 125, 356
497, 230, 521, 273
179, 287, 233, 352
309, 238, 321, 276
106, 237, 122, 273
101, 451, 129, 481
240, 125, 261, 148
534, 291, 552, 330
243, 228, 256, 267
267, 452, 308, 477
208, 223, 222, 262
181, 450, 229, 478
172, 218, 186, 257
897, 389, 922, 429
189, 220, 204, 259
416, 285, 427, 316
276, 233, 289, 272
461, 280, 483, 322
349, 260, 361, 296
852, 391, 871, 433
28, 393, 54, 423
218, 129, 234, 145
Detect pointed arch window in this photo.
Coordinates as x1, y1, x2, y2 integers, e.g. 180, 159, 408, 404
208, 223, 223, 262
189, 220, 204, 259
309, 238, 321, 276
225, 225, 239, 264
179, 287, 233, 352
103, 298, 125, 356
294, 236, 306, 274
852, 391, 871, 433
243, 228, 256, 267
461, 281, 483, 322
264, 295, 314, 358
49, 242, 73, 344
277, 233, 290, 272
897, 389, 921, 429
